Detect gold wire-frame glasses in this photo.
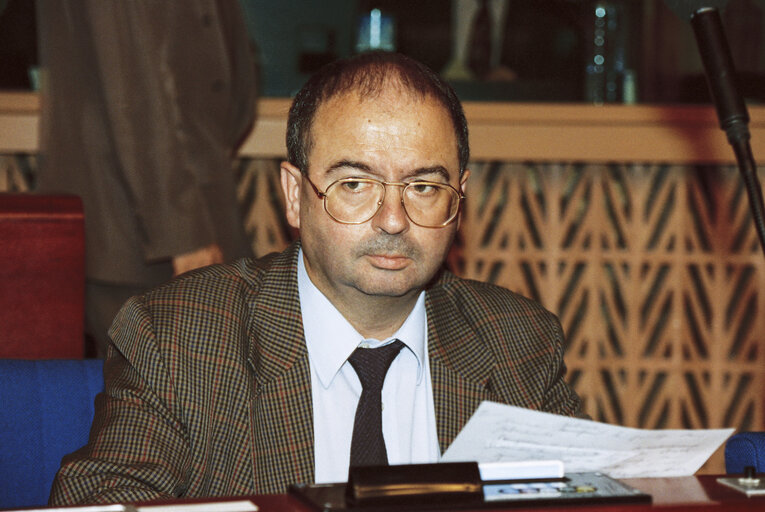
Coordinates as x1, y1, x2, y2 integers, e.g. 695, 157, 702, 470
303, 174, 464, 228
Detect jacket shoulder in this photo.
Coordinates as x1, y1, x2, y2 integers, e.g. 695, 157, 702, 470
433, 270, 553, 320
110, 249, 293, 355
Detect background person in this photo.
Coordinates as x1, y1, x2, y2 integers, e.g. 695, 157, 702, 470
35, 0, 257, 357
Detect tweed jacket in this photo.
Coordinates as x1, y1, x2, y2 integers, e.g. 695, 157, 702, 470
50, 243, 584, 505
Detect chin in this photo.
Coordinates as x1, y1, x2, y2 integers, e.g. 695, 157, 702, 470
354, 275, 426, 298
360, 287, 415, 298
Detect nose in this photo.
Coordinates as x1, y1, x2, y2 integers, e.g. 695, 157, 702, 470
371, 184, 409, 234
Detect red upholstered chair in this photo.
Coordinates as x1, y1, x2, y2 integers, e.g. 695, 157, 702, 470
0, 193, 85, 358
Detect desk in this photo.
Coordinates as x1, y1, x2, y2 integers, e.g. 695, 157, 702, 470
87, 476, 758, 512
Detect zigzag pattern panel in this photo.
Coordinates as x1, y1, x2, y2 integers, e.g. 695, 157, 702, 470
236, 158, 294, 257
0, 155, 35, 192
462, 161, 765, 447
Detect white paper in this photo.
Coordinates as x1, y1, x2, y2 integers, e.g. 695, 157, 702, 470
137, 501, 258, 512
441, 401, 735, 478
9, 506, 127, 512
17, 500, 259, 512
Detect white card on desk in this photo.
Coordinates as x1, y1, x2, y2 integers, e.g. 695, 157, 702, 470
479, 460, 564, 481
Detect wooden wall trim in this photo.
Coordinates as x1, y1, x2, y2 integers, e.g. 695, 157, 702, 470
0, 93, 39, 154
2, 92, 765, 164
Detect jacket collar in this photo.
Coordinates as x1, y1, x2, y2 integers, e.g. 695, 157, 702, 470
246, 241, 306, 384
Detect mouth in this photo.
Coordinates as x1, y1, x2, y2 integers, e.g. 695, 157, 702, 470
366, 253, 411, 270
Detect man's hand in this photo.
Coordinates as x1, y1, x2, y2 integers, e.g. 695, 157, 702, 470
172, 243, 224, 276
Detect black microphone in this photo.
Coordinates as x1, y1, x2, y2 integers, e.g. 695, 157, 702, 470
665, 0, 765, 255
691, 6, 749, 143
663, 0, 728, 20
665, 1, 747, 142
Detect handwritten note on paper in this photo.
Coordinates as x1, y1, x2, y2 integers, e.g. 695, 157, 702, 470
441, 401, 735, 478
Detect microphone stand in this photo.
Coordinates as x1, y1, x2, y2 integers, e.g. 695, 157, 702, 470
730, 135, 765, 253
691, 7, 765, 255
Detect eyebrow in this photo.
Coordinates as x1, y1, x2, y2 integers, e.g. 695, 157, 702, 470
326, 160, 452, 181
326, 160, 372, 175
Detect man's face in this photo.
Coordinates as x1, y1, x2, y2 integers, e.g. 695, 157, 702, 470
281, 87, 468, 307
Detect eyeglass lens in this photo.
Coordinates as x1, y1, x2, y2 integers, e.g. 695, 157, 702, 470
324, 179, 459, 227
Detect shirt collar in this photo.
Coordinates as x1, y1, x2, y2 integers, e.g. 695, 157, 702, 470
297, 248, 426, 389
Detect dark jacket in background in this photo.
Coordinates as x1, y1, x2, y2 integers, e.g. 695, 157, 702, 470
36, 0, 257, 286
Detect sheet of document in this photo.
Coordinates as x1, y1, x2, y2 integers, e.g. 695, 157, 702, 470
137, 500, 258, 512
16, 501, 259, 512
441, 401, 735, 478
12, 506, 127, 512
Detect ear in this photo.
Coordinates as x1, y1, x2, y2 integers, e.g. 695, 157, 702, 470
456, 169, 470, 230
459, 169, 470, 194
281, 161, 302, 230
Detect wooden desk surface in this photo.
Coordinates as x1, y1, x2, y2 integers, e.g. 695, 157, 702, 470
113, 475, 761, 512
1, 476, 761, 511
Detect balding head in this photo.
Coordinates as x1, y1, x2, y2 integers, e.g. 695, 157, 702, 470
286, 52, 469, 177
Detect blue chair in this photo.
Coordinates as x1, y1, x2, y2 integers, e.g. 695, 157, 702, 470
725, 431, 765, 474
0, 359, 103, 508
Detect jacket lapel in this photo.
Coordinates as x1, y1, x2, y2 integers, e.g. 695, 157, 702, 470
245, 242, 315, 493
426, 271, 499, 454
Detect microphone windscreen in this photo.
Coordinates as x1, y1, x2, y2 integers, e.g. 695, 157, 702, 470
663, 0, 729, 20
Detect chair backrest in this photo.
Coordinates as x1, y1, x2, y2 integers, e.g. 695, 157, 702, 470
725, 431, 765, 474
0, 193, 85, 358
0, 359, 103, 508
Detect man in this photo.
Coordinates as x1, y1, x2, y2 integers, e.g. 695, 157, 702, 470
50, 52, 584, 505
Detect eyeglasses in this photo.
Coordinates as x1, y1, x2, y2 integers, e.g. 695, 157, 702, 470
304, 175, 464, 228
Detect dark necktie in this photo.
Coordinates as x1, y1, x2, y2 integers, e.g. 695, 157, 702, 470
347, 340, 405, 467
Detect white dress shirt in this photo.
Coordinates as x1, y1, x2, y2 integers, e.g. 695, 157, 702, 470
297, 250, 440, 484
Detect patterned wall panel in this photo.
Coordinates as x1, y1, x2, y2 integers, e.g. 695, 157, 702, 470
0, 155, 35, 192
236, 158, 294, 257
460, 161, 765, 472
3, 153, 764, 472
465, 161, 764, 420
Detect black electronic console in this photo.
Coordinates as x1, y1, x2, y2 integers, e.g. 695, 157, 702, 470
288, 462, 651, 511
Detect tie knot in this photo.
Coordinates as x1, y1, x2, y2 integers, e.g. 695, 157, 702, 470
348, 340, 404, 391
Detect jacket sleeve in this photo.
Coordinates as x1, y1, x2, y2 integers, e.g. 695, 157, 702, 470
539, 312, 589, 419
49, 297, 191, 505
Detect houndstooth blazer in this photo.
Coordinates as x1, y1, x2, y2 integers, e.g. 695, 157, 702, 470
50, 242, 584, 505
